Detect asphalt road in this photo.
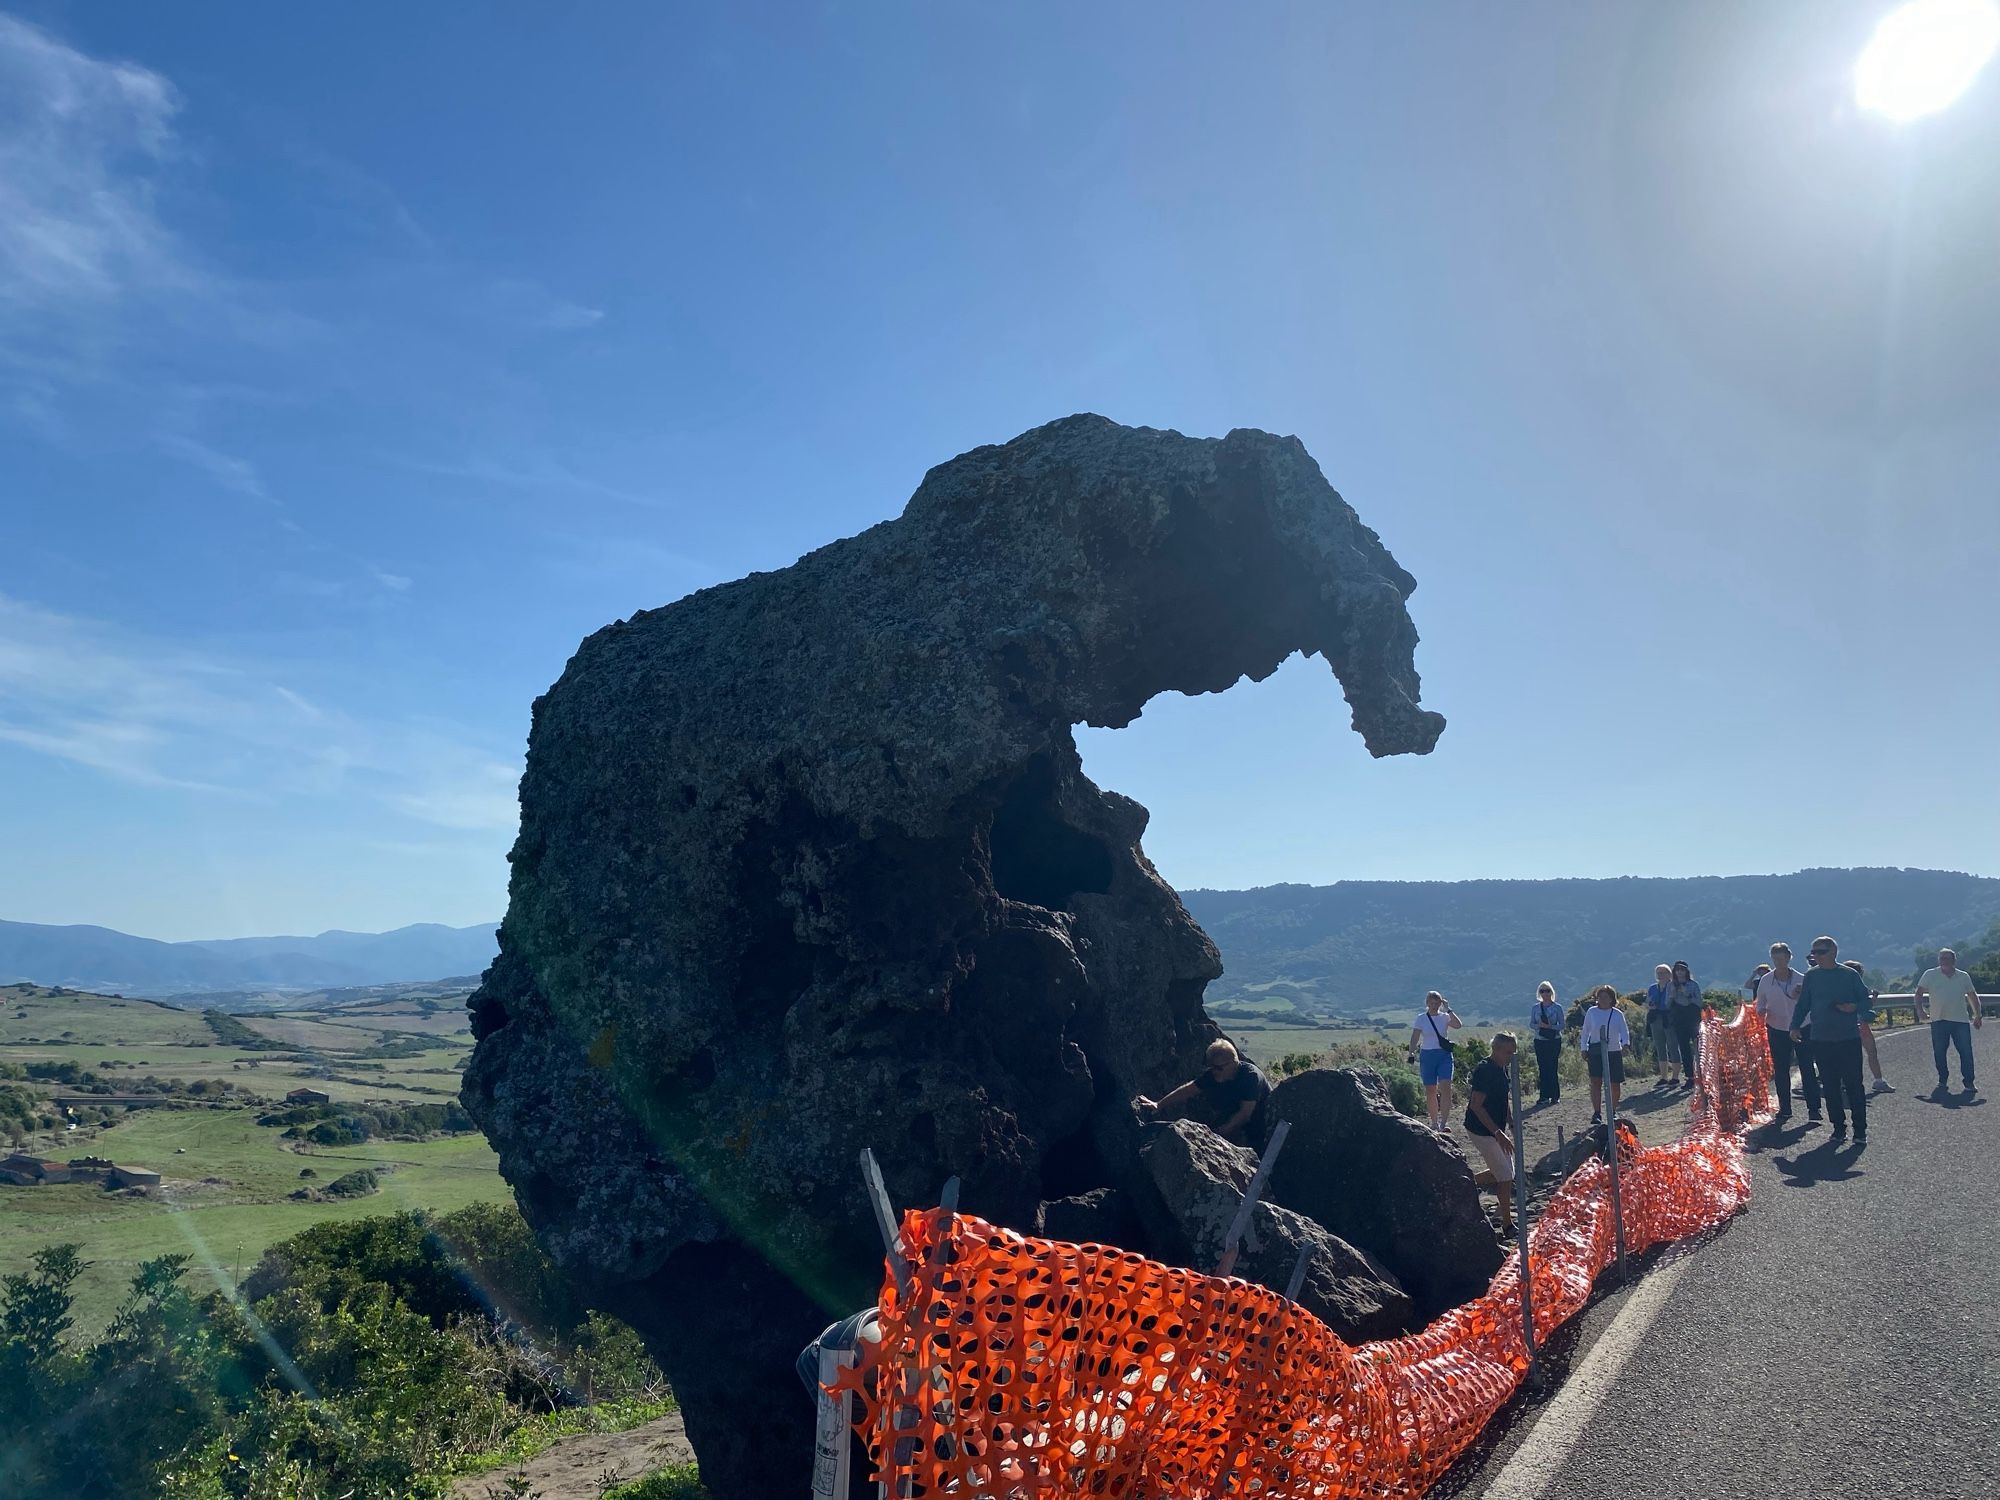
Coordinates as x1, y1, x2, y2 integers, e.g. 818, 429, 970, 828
1435, 1023, 1998, 1500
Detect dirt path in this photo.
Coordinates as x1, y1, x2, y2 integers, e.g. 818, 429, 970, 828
451, 1408, 694, 1500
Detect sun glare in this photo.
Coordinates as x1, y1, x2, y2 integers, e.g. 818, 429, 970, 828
1854, 0, 2000, 120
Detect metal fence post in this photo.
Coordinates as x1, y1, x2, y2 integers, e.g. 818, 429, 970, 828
1600, 1037, 1628, 1276
1214, 1120, 1290, 1278
1506, 1054, 1537, 1377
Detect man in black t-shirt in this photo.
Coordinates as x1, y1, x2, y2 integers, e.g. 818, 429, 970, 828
1463, 1033, 1519, 1235
1136, 1040, 1272, 1144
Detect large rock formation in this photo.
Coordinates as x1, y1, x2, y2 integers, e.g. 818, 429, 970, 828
462, 414, 1443, 1496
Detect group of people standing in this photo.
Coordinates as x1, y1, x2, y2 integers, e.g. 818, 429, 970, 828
1136, 941, 1985, 1241
1751, 939, 1983, 1145
1748, 937, 1883, 1143
1643, 961, 1706, 1087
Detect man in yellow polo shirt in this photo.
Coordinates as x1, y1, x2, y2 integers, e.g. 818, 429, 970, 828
1916, 948, 1983, 1097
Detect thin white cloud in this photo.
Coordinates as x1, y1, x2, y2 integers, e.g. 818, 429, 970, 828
485, 276, 606, 332
536, 299, 605, 332
0, 15, 194, 309
406, 452, 672, 510
156, 432, 271, 501
0, 593, 519, 833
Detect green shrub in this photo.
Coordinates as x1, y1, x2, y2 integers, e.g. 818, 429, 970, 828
604, 1465, 707, 1499
6, 1207, 675, 1500
324, 1168, 380, 1199
201, 1011, 288, 1051
1375, 1064, 1425, 1117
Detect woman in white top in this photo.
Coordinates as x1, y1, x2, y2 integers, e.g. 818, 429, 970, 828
1406, 990, 1464, 1133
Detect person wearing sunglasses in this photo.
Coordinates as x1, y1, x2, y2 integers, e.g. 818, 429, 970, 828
1790, 935, 1872, 1146
1136, 1038, 1272, 1145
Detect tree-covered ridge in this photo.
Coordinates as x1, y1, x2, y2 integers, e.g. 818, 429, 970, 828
1185, 868, 2000, 1019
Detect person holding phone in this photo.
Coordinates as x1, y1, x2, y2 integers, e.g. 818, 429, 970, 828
1529, 981, 1565, 1106
1406, 990, 1463, 1133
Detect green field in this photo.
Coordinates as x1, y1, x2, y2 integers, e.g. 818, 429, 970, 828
0, 981, 506, 1326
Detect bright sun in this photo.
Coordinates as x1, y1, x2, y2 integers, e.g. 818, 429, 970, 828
1855, 0, 2000, 120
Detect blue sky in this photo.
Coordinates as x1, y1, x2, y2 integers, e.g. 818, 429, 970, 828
2, 2, 1996, 941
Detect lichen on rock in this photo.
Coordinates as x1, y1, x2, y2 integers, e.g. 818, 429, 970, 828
461, 413, 1444, 1496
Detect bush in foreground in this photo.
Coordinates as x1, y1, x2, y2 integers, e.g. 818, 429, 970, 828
0, 1203, 674, 1500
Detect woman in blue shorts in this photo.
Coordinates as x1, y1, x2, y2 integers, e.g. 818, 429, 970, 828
1406, 990, 1464, 1133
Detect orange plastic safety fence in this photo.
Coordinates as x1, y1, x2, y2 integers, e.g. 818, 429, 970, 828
844, 1005, 1775, 1498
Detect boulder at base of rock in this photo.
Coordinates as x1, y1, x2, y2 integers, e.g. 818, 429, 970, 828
1543, 1117, 1640, 1180
1037, 1186, 1142, 1247
1132, 1119, 1411, 1341
1263, 1066, 1503, 1321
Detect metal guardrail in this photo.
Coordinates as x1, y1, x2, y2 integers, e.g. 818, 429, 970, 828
1860, 992, 1996, 1026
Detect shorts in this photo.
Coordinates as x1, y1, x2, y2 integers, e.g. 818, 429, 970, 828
1419, 1049, 1455, 1086
1585, 1049, 1626, 1083
1470, 1131, 1515, 1183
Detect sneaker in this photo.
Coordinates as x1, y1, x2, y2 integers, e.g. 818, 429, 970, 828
1871, 1078, 1893, 1095
1829, 1126, 1848, 1143
1590, 1111, 1603, 1125
1773, 1109, 1793, 1124
1806, 1111, 1823, 1125
1853, 1133, 1868, 1147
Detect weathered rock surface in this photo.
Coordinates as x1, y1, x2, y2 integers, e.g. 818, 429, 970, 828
461, 414, 1442, 1497
1133, 1119, 1411, 1340
1037, 1186, 1142, 1247
1263, 1067, 1503, 1320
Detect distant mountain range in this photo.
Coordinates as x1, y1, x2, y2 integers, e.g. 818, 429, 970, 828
8, 867, 1996, 1016
0, 919, 499, 998
1182, 868, 2000, 1020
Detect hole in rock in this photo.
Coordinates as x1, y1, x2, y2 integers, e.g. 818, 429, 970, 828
989, 758, 1113, 911
1038, 1060, 1120, 1202
683, 1047, 717, 1089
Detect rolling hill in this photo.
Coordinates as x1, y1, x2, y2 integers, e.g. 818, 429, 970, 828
0, 920, 498, 1000
9, 866, 1997, 1022
1182, 867, 2000, 1020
